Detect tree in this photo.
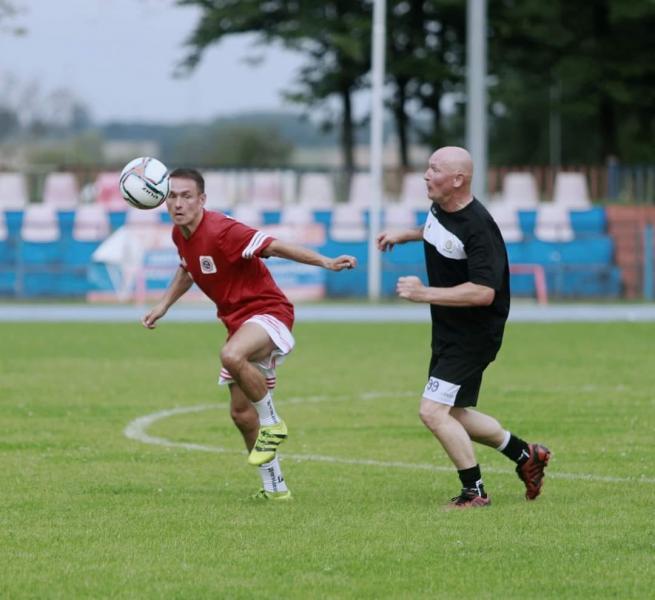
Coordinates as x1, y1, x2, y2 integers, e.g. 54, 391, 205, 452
176, 0, 370, 175
386, 0, 466, 168
489, 0, 655, 164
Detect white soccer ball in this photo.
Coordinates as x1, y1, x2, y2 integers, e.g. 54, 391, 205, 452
119, 156, 170, 209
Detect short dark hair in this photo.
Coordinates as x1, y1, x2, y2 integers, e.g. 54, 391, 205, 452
168, 168, 205, 194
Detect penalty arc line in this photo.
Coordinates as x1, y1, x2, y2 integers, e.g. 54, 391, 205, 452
123, 397, 655, 486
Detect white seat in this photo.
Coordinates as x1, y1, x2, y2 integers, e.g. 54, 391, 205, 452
0, 209, 7, 239
0, 172, 29, 209
94, 172, 125, 209
487, 202, 523, 242
383, 204, 415, 228
534, 203, 574, 242
501, 172, 539, 208
280, 204, 314, 227
348, 173, 374, 207
20, 204, 60, 242
231, 204, 263, 228
400, 172, 428, 207
43, 172, 79, 208
297, 173, 335, 208
73, 205, 110, 241
553, 172, 591, 208
125, 206, 162, 226
247, 171, 284, 209
330, 204, 367, 242
203, 171, 238, 211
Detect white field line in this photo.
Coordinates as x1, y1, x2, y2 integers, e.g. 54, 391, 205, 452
124, 394, 655, 486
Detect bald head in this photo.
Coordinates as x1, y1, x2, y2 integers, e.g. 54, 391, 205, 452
424, 146, 475, 211
432, 146, 473, 183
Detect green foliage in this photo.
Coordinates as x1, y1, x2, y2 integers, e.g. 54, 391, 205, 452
173, 121, 294, 167
0, 320, 653, 597
26, 131, 105, 167
490, 0, 655, 163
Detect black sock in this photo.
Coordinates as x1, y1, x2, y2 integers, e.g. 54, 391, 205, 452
457, 464, 485, 496
501, 433, 531, 464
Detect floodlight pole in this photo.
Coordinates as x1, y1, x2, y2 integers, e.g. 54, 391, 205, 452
367, 0, 386, 301
466, 0, 488, 203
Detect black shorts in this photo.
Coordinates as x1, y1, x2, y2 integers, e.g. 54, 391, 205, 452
424, 353, 490, 407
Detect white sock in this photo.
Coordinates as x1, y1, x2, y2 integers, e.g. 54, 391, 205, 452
259, 457, 288, 493
253, 391, 280, 426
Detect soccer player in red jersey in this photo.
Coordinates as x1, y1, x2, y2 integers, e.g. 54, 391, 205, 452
142, 168, 357, 500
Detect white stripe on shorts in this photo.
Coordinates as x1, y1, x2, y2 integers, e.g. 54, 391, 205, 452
422, 376, 461, 407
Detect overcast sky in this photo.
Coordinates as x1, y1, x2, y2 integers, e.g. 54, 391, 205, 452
0, 0, 306, 124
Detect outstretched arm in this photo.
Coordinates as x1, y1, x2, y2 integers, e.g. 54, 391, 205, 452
396, 276, 495, 307
376, 226, 424, 252
142, 267, 194, 329
261, 239, 357, 271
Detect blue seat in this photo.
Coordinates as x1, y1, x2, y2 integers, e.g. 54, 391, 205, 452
569, 207, 606, 236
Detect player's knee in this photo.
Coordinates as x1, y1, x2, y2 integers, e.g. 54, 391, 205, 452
220, 346, 246, 373
419, 400, 450, 428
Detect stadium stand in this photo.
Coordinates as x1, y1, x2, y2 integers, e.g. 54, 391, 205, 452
0, 172, 29, 209
487, 202, 523, 242
383, 203, 417, 229
231, 204, 263, 228
297, 172, 335, 208
19, 204, 61, 296
246, 171, 288, 208
534, 203, 575, 242
94, 172, 124, 209
42, 172, 79, 208
347, 173, 374, 207
500, 172, 540, 208
553, 172, 592, 209
203, 171, 237, 211
400, 172, 428, 207
280, 204, 315, 227
329, 204, 367, 242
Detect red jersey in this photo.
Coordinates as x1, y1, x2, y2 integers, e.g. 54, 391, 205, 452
172, 210, 295, 335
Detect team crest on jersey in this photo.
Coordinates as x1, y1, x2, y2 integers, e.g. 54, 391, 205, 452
199, 255, 217, 274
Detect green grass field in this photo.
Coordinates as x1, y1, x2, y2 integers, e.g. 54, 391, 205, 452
1, 321, 653, 599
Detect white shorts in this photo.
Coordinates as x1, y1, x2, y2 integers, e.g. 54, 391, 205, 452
218, 314, 295, 390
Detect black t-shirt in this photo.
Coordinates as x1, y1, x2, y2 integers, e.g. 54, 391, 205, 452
422, 198, 510, 361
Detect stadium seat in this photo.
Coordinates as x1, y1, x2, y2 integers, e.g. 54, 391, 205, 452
0, 209, 11, 263
203, 170, 238, 211
73, 204, 111, 242
383, 203, 416, 228
297, 173, 336, 208
20, 204, 62, 296
534, 203, 574, 242
501, 172, 540, 208
400, 172, 428, 207
348, 173, 374, 207
94, 172, 125, 209
330, 204, 367, 242
231, 204, 263, 228
246, 171, 285, 209
280, 204, 315, 227
125, 206, 163, 227
43, 172, 79, 208
21, 204, 60, 243
0, 172, 29, 209
487, 202, 523, 242
553, 172, 592, 209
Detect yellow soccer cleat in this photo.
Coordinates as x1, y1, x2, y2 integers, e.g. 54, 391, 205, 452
252, 489, 293, 501
248, 420, 288, 466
